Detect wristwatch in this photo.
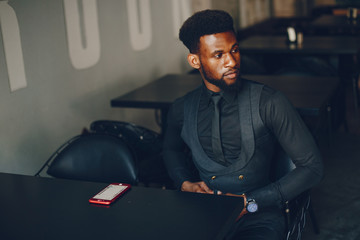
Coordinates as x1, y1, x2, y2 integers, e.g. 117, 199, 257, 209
246, 198, 258, 213
236, 194, 258, 221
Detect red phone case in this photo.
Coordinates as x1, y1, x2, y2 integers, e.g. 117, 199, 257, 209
89, 183, 131, 205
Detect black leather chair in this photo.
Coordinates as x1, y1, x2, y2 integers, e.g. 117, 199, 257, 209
271, 144, 319, 240
89, 120, 174, 188
35, 133, 138, 185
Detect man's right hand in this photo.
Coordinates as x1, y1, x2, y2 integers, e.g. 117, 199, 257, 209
181, 181, 214, 194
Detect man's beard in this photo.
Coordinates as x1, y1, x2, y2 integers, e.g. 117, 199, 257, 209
201, 63, 241, 92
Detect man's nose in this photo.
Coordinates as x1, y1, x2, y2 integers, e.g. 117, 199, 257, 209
225, 53, 237, 68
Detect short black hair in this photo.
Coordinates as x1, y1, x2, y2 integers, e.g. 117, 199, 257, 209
179, 9, 235, 53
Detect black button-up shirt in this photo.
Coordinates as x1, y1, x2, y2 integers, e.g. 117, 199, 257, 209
199, 87, 241, 164
163, 80, 323, 208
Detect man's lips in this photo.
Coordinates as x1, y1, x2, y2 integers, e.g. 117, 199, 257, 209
224, 70, 239, 79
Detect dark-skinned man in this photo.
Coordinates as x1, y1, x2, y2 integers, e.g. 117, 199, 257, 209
163, 9, 323, 240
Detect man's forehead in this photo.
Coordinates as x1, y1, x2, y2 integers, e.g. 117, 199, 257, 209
199, 32, 237, 49
199, 31, 235, 39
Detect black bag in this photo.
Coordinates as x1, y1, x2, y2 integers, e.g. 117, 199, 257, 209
90, 120, 173, 187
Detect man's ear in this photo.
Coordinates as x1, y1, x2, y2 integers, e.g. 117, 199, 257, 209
187, 53, 200, 69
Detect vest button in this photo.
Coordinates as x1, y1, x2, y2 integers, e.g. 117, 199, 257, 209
238, 175, 244, 180
211, 176, 216, 180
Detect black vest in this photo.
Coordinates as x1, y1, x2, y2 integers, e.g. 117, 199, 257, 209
181, 80, 276, 194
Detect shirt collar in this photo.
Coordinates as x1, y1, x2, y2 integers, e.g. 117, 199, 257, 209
202, 84, 237, 105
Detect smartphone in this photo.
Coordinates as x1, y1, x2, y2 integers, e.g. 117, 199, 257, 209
89, 183, 131, 205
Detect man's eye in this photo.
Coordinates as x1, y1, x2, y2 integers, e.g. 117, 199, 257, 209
231, 48, 239, 53
215, 53, 222, 58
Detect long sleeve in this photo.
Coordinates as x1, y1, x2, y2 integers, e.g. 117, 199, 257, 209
163, 97, 196, 188
247, 89, 324, 208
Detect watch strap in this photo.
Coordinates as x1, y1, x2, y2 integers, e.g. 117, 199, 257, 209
236, 194, 248, 221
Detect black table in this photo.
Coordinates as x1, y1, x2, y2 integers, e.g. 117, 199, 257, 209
238, 35, 359, 120
238, 35, 359, 80
111, 74, 202, 132
309, 15, 360, 35
111, 74, 338, 133
239, 35, 360, 52
238, 35, 359, 56
0, 172, 243, 240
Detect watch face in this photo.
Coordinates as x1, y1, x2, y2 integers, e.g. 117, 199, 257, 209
247, 202, 258, 213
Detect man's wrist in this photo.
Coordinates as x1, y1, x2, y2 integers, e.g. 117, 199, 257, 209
243, 193, 258, 213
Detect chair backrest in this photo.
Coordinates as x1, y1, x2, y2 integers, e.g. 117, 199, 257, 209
89, 120, 175, 187
89, 120, 162, 161
46, 133, 138, 185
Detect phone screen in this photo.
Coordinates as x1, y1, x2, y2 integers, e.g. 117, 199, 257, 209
89, 183, 130, 204
93, 184, 127, 200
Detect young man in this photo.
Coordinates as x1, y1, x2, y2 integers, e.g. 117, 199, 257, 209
163, 9, 323, 240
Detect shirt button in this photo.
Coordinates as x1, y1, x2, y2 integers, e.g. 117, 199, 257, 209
238, 175, 244, 180
211, 176, 216, 180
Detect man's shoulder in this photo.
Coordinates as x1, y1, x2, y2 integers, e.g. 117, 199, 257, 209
241, 77, 277, 96
240, 77, 287, 108
241, 78, 263, 86
168, 85, 202, 124
173, 85, 202, 104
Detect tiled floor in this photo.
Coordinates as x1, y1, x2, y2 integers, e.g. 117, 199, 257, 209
302, 85, 360, 240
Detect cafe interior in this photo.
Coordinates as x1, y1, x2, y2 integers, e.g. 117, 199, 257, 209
0, 0, 359, 239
